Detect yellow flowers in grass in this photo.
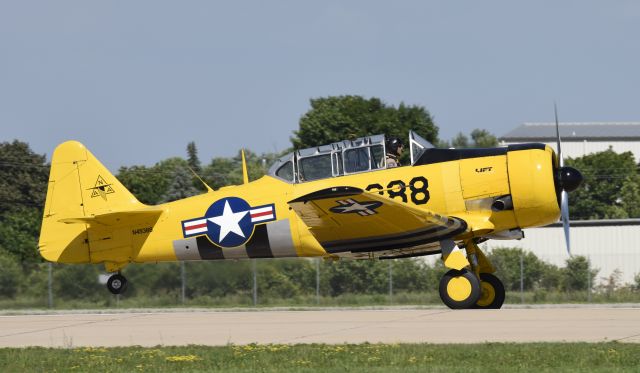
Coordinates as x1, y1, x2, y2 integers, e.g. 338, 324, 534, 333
294, 359, 311, 366
165, 354, 202, 363
79, 347, 108, 353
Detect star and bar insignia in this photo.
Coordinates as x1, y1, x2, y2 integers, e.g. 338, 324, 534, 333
329, 199, 382, 216
181, 197, 276, 248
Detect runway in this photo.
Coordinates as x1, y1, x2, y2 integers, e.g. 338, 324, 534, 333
1, 307, 639, 347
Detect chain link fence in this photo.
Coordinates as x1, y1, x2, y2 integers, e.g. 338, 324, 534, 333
1, 249, 639, 310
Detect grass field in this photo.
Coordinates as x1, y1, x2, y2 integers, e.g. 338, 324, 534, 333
0, 343, 638, 372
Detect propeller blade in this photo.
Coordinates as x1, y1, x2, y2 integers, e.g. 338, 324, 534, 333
554, 103, 564, 168
555, 104, 573, 255
561, 190, 571, 255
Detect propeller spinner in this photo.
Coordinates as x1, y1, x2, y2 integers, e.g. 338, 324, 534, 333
554, 105, 583, 255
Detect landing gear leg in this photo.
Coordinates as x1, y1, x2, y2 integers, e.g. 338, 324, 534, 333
438, 239, 481, 309
107, 273, 128, 295
465, 240, 505, 309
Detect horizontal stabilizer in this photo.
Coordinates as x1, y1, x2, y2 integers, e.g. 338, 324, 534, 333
59, 209, 163, 226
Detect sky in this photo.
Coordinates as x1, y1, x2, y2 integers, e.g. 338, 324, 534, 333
1, 1, 639, 170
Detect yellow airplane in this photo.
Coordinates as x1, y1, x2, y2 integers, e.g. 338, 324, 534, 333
38, 127, 582, 309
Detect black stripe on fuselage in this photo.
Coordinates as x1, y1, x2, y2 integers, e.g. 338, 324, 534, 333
196, 236, 225, 260
321, 218, 465, 250
323, 220, 467, 254
413, 143, 546, 166
246, 224, 273, 258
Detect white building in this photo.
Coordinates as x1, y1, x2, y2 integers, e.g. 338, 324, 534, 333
499, 122, 640, 161
482, 220, 640, 286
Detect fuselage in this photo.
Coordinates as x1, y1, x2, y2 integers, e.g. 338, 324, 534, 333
127, 143, 560, 264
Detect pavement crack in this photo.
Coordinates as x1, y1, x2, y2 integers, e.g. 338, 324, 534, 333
0, 314, 148, 339
611, 332, 640, 342
277, 309, 453, 344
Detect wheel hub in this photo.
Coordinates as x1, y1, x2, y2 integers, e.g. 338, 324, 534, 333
476, 281, 496, 307
446, 277, 472, 301
112, 279, 122, 289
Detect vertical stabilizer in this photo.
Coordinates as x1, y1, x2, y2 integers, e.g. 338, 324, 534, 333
39, 141, 144, 264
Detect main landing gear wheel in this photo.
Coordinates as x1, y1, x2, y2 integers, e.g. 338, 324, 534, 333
439, 269, 481, 309
474, 273, 505, 309
107, 273, 128, 295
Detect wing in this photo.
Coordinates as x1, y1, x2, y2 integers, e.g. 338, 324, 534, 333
288, 186, 468, 254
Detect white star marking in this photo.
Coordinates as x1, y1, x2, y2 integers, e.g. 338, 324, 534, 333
334, 200, 378, 214
338, 201, 374, 213
208, 201, 249, 242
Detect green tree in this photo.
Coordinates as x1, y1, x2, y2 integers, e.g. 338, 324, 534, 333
291, 96, 439, 149
619, 175, 640, 218
450, 133, 470, 148
0, 250, 23, 298
124, 262, 182, 297
0, 140, 49, 210
446, 129, 498, 148
566, 149, 640, 219
470, 129, 498, 147
561, 255, 598, 291
487, 247, 551, 291
0, 208, 42, 264
324, 260, 388, 296
117, 165, 169, 205
202, 157, 239, 189
201, 150, 281, 189
387, 259, 436, 292
179, 261, 252, 298
186, 141, 201, 173
53, 264, 103, 301
0, 140, 49, 264
118, 157, 195, 205
257, 264, 303, 300
160, 166, 200, 203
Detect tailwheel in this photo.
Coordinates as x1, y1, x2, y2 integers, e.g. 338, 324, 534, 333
107, 273, 128, 295
474, 273, 505, 309
439, 268, 481, 309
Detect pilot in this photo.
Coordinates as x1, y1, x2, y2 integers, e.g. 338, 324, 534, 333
385, 137, 404, 168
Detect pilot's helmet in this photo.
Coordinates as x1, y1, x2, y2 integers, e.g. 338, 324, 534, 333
386, 137, 404, 155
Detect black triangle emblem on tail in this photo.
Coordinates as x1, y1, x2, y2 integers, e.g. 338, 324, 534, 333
88, 175, 115, 200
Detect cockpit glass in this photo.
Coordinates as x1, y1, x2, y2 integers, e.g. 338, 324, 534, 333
343, 148, 370, 173
269, 134, 389, 183
299, 154, 332, 181
275, 161, 293, 181
371, 145, 384, 169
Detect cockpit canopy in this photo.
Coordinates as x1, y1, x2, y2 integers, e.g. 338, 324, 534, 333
268, 131, 434, 184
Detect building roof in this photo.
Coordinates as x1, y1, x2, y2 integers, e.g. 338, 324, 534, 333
500, 122, 640, 142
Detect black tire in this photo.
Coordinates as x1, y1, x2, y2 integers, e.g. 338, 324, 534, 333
474, 273, 505, 309
107, 274, 128, 295
439, 269, 481, 309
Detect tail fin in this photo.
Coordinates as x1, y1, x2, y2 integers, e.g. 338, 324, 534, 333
39, 141, 146, 264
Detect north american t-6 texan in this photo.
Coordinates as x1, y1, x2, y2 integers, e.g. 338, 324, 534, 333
38, 118, 583, 309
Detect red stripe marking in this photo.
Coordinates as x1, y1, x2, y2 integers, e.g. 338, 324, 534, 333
186, 223, 207, 230
251, 210, 273, 218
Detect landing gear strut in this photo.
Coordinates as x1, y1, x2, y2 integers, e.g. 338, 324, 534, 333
107, 273, 128, 295
438, 239, 505, 309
